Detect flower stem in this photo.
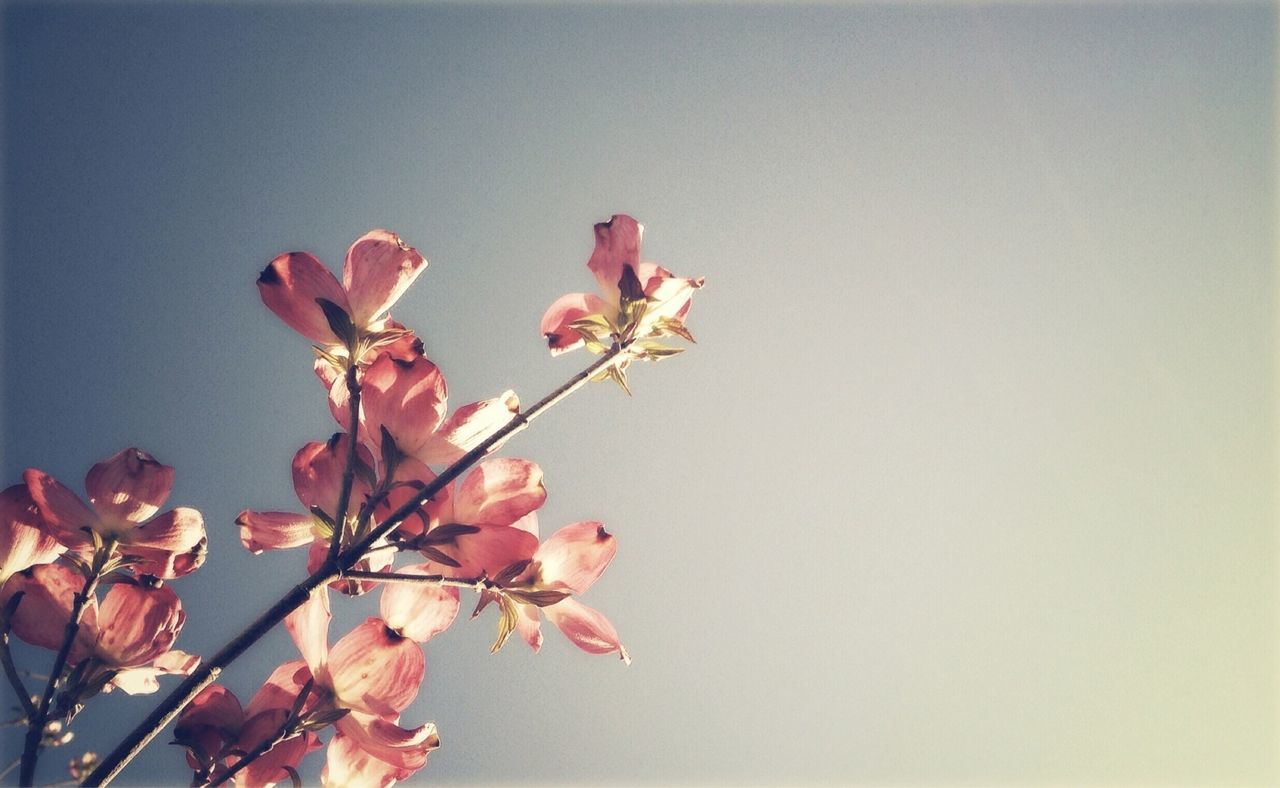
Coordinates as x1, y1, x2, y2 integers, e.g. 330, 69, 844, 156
328, 361, 362, 563
21, 540, 114, 786
1, 593, 37, 719
81, 344, 628, 787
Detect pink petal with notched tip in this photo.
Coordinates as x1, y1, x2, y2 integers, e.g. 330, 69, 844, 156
327, 618, 424, 717
291, 436, 374, 518
285, 587, 331, 679
427, 524, 538, 580
639, 264, 704, 327
0, 484, 64, 582
540, 292, 610, 355
257, 251, 352, 345
84, 448, 174, 526
323, 730, 404, 788
380, 565, 460, 644
2, 563, 97, 660
544, 597, 630, 663
237, 510, 317, 554
342, 230, 428, 326
360, 354, 448, 458
333, 712, 438, 774
121, 539, 207, 580
94, 582, 185, 668
22, 469, 97, 548
415, 391, 520, 465
587, 214, 643, 305
125, 505, 205, 552
535, 521, 616, 594
452, 458, 546, 527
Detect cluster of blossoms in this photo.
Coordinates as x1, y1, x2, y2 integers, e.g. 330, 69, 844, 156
2, 214, 701, 787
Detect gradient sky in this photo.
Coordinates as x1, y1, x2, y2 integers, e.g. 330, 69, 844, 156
2, 2, 1276, 786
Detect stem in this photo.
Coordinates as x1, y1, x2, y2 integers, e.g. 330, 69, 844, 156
82, 344, 627, 787
22, 541, 113, 786
1, 593, 37, 719
328, 361, 362, 563
343, 569, 489, 590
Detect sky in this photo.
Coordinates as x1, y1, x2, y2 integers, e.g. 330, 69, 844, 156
2, 2, 1276, 786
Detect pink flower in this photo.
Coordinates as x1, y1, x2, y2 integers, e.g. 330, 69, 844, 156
541, 214, 704, 357
284, 588, 439, 785
174, 674, 322, 787
258, 230, 427, 364
1, 564, 198, 694
476, 517, 629, 663
0, 484, 64, 586
23, 448, 207, 579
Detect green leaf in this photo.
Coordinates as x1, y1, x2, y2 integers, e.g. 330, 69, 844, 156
605, 365, 632, 396
309, 506, 335, 539
489, 596, 521, 654
506, 588, 571, 607
655, 316, 696, 343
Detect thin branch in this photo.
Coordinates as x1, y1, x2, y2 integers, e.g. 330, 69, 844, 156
82, 344, 629, 787
342, 569, 489, 590
22, 539, 114, 786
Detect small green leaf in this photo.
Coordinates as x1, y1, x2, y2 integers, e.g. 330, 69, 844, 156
489, 596, 520, 654
506, 588, 571, 607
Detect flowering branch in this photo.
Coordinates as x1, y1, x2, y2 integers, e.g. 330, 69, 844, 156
21, 538, 115, 785
81, 343, 628, 787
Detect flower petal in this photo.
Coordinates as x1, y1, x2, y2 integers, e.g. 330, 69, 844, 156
291, 435, 374, 519
245, 660, 315, 719
121, 506, 207, 578
2, 563, 97, 660
587, 214, 643, 305
415, 391, 520, 465
22, 468, 97, 548
452, 458, 546, 527
544, 597, 630, 663
258, 251, 352, 345
95, 582, 185, 668
427, 523, 539, 580
535, 521, 616, 594
360, 354, 448, 458
331, 712, 438, 777
84, 447, 174, 527
237, 510, 317, 554
342, 230, 428, 326
380, 565, 460, 644
107, 649, 200, 695
327, 618, 424, 717
539, 292, 610, 356
515, 602, 543, 652
285, 587, 331, 678
239, 709, 322, 788
0, 484, 65, 583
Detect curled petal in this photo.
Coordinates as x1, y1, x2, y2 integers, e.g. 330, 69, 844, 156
638, 263, 705, 329
333, 712, 438, 775
0, 484, 65, 583
22, 469, 97, 548
121, 506, 207, 578
535, 521, 616, 594
327, 618, 424, 717
587, 214, 643, 305
258, 251, 352, 345
415, 391, 520, 465
380, 565, 460, 644
237, 510, 317, 554
544, 597, 630, 664
285, 587, 331, 678
175, 684, 244, 773
2, 563, 97, 660
95, 582, 185, 668
540, 292, 609, 356
342, 230, 428, 326
361, 354, 448, 457
452, 458, 546, 527
84, 448, 174, 527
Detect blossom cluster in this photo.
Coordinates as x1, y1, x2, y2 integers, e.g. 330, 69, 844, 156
1, 214, 701, 787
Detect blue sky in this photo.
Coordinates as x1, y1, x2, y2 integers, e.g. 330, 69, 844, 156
3, 3, 1276, 785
